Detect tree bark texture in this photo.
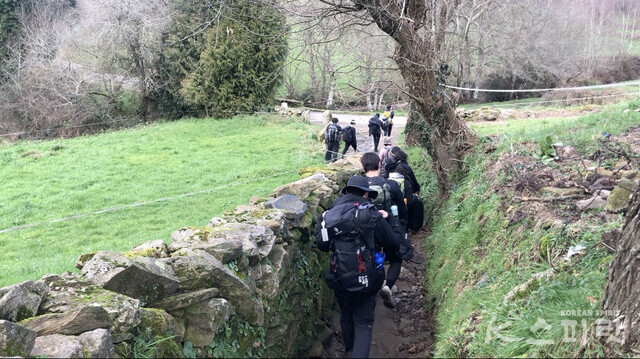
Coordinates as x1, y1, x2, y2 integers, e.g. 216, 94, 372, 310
353, 0, 476, 194
603, 187, 640, 353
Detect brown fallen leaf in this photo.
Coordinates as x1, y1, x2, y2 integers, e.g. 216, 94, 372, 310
408, 345, 417, 354
586, 295, 598, 304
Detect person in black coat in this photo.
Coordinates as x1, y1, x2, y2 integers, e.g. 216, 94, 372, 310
341, 119, 358, 157
316, 175, 402, 358
390, 147, 421, 195
368, 113, 382, 152
325, 117, 343, 163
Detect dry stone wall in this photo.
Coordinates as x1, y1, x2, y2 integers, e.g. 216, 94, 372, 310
0, 156, 365, 358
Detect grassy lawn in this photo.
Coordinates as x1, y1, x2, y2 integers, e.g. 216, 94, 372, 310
0, 115, 323, 286
470, 116, 582, 138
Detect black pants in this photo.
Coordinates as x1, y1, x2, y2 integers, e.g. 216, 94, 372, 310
342, 141, 357, 156
385, 124, 393, 137
325, 140, 340, 163
371, 132, 381, 152
385, 251, 402, 289
334, 289, 376, 358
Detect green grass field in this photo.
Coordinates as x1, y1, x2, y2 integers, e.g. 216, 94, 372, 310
0, 115, 323, 286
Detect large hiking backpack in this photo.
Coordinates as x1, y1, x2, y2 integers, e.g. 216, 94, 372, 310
321, 201, 384, 295
387, 172, 405, 193
326, 124, 339, 142
366, 177, 391, 211
342, 126, 355, 143
396, 229, 414, 261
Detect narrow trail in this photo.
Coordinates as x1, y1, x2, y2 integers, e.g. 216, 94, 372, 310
322, 229, 435, 358
314, 114, 436, 358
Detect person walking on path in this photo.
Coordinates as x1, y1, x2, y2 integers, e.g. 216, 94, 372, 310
316, 175, 402, 358
382, 105, 394, 136
386, 149, 424, 233
325, 117, 342, 163
341, 119, 358, 157
361, 153, 409, 309
378, 137, 394, 178
368, 113, 383, 152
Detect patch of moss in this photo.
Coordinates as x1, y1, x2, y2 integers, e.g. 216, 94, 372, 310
76, 252, 97, 268
298, 166, 336, 178
123, 248, 158, 259
14, 305, 34, 322
139, 308, 171, 336
539, 234, 553, 258
0, 339, 28, 357
153, 334, 183, 358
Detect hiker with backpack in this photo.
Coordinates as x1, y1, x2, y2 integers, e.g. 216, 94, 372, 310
385, 161, 415, 230
368, 113, 383, 152
385, 149, 424, 233
382, 105, 394, 136
361, 153, 413, 309
315, 175, 403, 358
341, 119, 358, 157
378, 137, 394, 178
325, 117, 343, 163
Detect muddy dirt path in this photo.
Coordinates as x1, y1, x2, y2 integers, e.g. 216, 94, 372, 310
313, 112, 434, 358
321, 229, 434, 358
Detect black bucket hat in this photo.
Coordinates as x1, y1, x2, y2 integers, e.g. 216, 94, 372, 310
340, 175, 378, 199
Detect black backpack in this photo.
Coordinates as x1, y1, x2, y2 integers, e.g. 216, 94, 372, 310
396, 229, 414, 261
342, 126, 355, 143
326, 124, 339, 142
321, 201, 384, 295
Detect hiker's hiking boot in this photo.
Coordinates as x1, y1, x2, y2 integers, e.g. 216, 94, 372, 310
379, 285, 395, 308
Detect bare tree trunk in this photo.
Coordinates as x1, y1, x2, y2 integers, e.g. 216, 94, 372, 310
473, 41, 485, 100
354, 0, 476, 194
602, 187, 640, 353
309, 43, 318, 105
373, 86, 379, 111
376, 90, 385, 110
366, 83, 373, 110
326, 70, 335, 108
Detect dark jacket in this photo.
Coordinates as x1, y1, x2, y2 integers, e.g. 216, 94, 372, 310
368, 114, 382, 135
315, 193, 401, 254
386, 178, 408, 226
397, 162, 420, 194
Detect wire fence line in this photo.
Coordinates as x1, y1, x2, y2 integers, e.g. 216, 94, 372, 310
0, 170, 299, 234
441, 80, 640, 93
485, 91, 640, 109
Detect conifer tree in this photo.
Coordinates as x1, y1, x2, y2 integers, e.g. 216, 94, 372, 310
180, 0, 287, 116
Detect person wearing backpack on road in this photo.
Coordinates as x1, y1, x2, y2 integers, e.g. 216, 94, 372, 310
316, 175, 402, 359
382, 105, 394, 136
341, 119, 358, 157
361, 153, 413, 309
325, 117, 343, 163
368, 113, 382, 152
